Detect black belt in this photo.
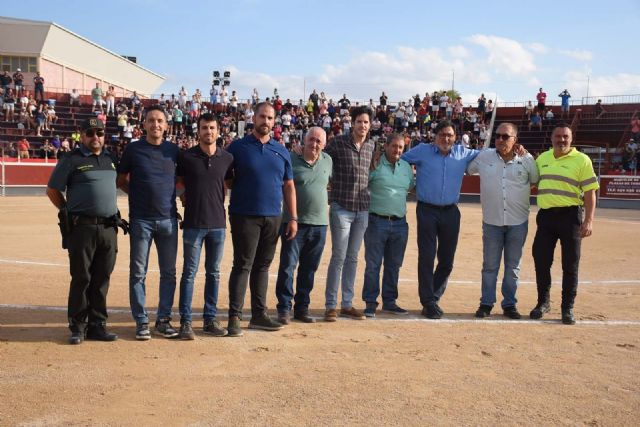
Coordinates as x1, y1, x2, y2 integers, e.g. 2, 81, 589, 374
370, 212, 405, 221
418, 201, 456, 210
541, 206, 581, 213
71, 215, 111, 225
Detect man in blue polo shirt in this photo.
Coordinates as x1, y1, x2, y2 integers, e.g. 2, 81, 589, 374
225, 102, 298, 336
117, 105, 180, 340
401, 120, 479, 319
363, 134, 415, 318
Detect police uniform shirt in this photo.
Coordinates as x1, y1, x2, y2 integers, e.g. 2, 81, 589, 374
48, 145, 118, 218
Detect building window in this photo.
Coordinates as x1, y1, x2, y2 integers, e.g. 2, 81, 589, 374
0, 55, 38, 72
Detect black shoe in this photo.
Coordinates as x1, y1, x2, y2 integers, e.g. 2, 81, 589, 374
86, 323, 118, 341
227, 316, 243, 337
293, 311, 316, 323
277, 312, 291, 325
154, 318, 179, 338
69, 330, 84, 345
421, 304, 442, 319
381, 303, 409, 315
529, 302, 551, 319
475, 304, 492, 318
203, 319, 228, 337
249, 313, 284, 331
434, 303, 444, 316
178, 321, 195, 340
364, 302, 378, 318
562, 308, 576, 325
135, 323, 151, 341
503, 306, 522, 320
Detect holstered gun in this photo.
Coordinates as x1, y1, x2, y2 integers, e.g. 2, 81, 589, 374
57, 207, 71, 249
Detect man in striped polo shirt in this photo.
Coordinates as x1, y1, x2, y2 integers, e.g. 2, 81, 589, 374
531, 123, 599, 325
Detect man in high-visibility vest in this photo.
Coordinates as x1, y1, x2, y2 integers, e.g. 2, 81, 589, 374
530, 123, 599, 325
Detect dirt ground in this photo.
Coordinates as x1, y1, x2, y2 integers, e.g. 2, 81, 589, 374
0, 196, 639, 426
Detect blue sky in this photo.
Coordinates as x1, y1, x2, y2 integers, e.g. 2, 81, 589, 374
5, 0, 640, 104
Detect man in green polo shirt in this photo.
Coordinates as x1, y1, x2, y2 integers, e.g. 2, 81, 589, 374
531, 123, 599, 325
363, 134, 415, 317
275, 127, 332, 324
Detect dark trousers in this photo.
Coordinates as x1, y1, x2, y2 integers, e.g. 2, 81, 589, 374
275, 223, 327, 314
532, 207, 582, 309
67, 224, 117, 332
228, 214, 281, 318
416, 203, 461, 306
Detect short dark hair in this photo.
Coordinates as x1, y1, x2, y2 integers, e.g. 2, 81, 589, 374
254, 101, 274, 114
351, 106, 373, 123
197, 113, 219, 130
553, 122, 571, 131
144, 104, 168, 121
434, 120, 456, 135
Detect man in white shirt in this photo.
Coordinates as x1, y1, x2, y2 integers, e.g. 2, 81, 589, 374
467, 122, 539, 319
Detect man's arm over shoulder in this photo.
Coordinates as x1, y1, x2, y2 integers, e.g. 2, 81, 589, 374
523, 153, 539, 184
401, 144, 424, 165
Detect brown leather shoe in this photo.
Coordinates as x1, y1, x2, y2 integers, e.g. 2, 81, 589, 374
339, 307, 366, 320
324, 309, 338, 322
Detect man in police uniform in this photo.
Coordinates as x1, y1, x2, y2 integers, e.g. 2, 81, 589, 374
47, 118, 119, 344
531, 123, 599, 325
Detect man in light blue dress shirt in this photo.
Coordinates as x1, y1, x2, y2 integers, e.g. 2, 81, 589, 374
401, 120, 479, 319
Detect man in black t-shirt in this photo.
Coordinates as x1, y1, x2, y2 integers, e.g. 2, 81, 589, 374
175, 113, 234, 339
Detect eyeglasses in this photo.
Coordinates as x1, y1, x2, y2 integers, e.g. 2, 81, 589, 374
85, 129, 105, 138
494, 133, 514, 140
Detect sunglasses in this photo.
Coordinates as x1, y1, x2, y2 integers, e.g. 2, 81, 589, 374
85, 129, 105, 137
494, 133, 514, 140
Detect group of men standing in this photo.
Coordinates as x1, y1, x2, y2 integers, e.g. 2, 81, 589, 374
47, 101, 599, 345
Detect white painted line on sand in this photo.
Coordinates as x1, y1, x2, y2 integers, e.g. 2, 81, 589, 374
1, 304, 639, 326
2, 258, 638, 285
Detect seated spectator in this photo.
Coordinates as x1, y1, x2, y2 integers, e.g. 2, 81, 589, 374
631, 117, 640, 142
525, 100, 534, 120
529, 111, 542, 131
69, 88, 81, 107
545, 108, 555, 123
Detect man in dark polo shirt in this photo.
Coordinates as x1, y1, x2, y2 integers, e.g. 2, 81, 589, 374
47, 118, 119, 345
175, 113, 233, 339
225, 102, 298, 336
117, 105, 180, 341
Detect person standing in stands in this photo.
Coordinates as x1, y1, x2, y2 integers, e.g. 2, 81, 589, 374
33, 71, 45, 102
46, 118, 119, 345
225, 102, 298, 336
175, 113, 234, 339
117, 105, 180, 341
530, 124, 599, 325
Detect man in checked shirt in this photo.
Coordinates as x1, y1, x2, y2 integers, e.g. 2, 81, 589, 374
323, 106, 376, 321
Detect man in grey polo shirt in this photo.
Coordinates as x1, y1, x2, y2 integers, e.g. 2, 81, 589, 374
467, 122, 539, 319
275, 127, 332, 324
362, 134, 415, 317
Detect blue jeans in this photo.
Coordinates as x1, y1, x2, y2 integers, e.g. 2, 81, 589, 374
179, 227, 225, 323
129, 218, 178, 325
325, 202, 368, 310
362, 215, 409, 306
481, 221, 528, 308
275, 223, 327, 314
